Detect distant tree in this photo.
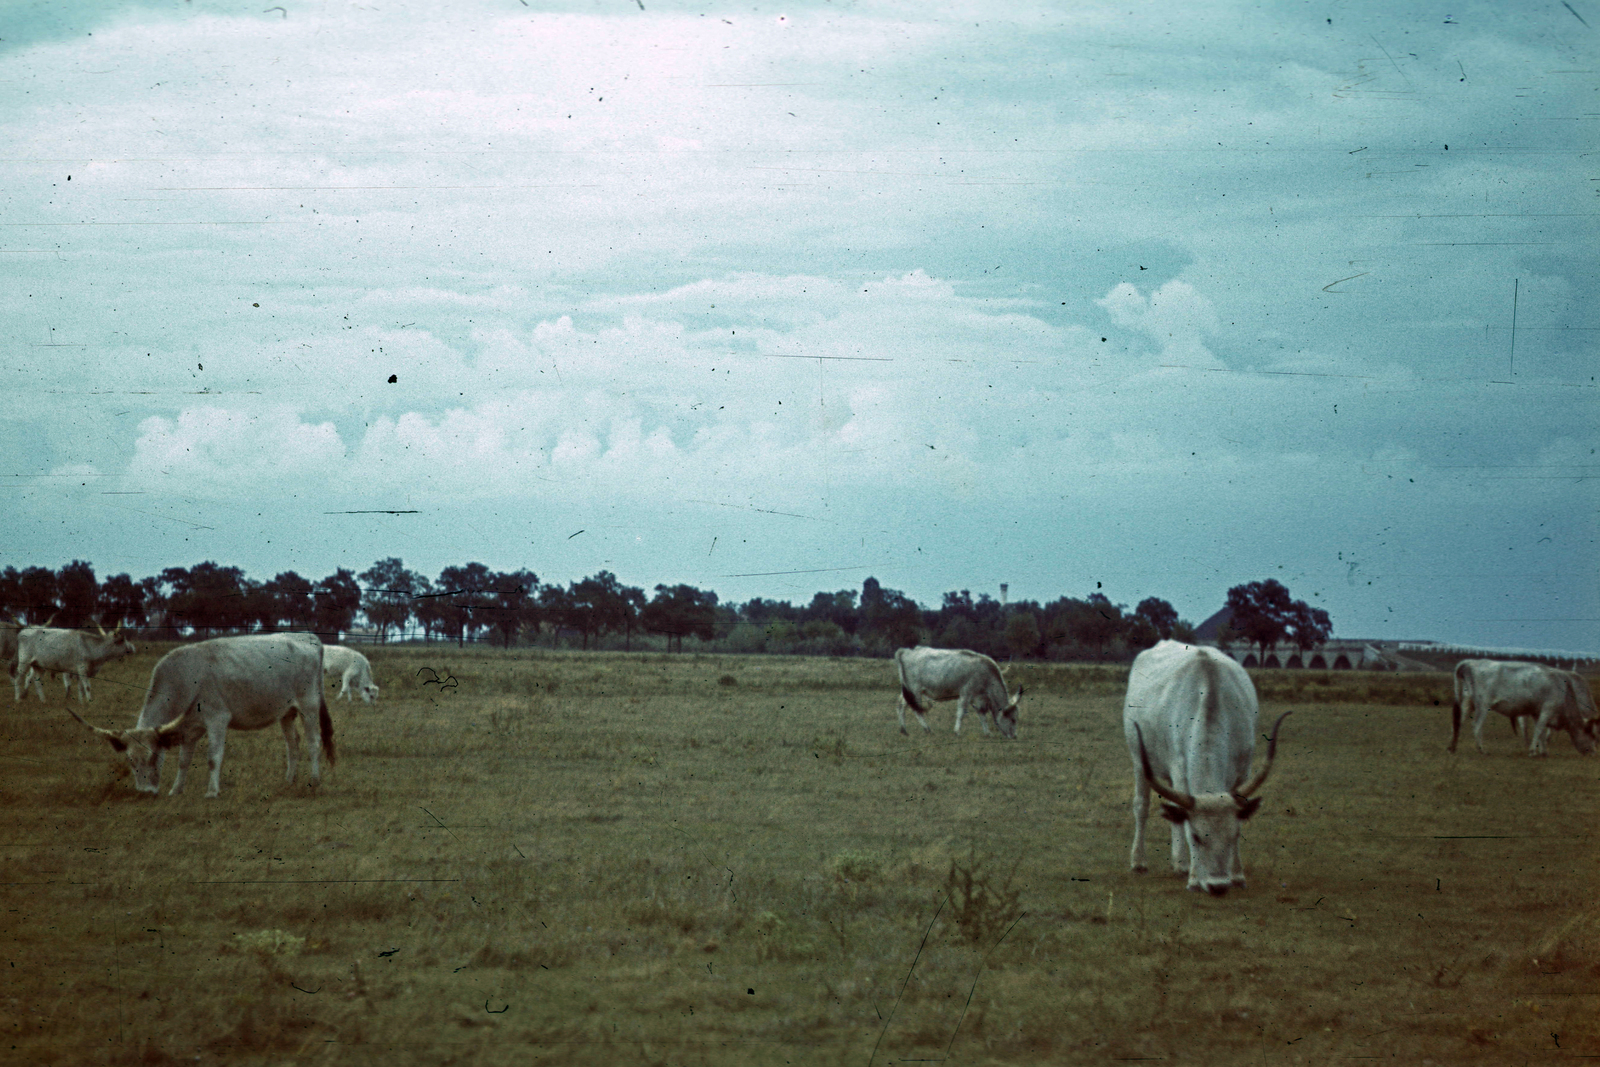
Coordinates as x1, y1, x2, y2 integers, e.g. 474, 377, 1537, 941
641, 584, 719, 652
1071, 593, 1124, 660
803, 590, 858, 635
359, 558, 418, 643
237, 579, 272, 632
437, 563, 496, 646
262, 571, 315, 631
97, 573, 147, 630
55, 561, 97, 629
138, 576, 166, 632
162, 562, 247, 636
488, 569, 538, 647
1286, 601, 1334, 654
1124, 596, 1180, 652
536, 583, 572, 645
411, 576, 444, 643
1225, 580, 1331, 664
566, 571, 641, 650
1133, 597, 1179, 640
859, 577, 923, 651
17, 565, 59, 625
1004, 611, 1041, 660
312, 569, 363, 639
0, 567, 18, 621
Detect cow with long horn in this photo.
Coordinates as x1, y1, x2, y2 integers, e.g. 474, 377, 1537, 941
63, 632, 334, 798
1123, 640, 1290, 896
14, 624, 136, 703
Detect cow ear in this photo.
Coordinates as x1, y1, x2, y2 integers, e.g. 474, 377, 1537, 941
1236, 795, 1264, 820
1158, 802, 1189, 824
102, 733, 129, 754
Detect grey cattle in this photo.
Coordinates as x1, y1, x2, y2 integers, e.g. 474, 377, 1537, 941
15, 626, 137, 703
0, 620, 21, 680
322, 644, 379, 703
894, 646, 1021, 738
65, 632, 334, 798
1449, 659, 1598, 757
1124, 640, 1290, 897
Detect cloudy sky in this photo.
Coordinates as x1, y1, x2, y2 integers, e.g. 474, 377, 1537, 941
2, 0, 1594, 650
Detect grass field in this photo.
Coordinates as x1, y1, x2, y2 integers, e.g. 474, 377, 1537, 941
2, 646, 1596, 1065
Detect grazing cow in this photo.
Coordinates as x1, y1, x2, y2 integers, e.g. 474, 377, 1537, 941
1449, 659, 1599, 757
894, 646, 1022, 738
0, 620, 22, 681
322, 644, 379, 703
1124, 640, 1290, 896
64, 632, 333, 798
14, 626, 137, 703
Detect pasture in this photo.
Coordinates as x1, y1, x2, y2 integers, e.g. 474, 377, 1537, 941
2, 646, 1596, 1065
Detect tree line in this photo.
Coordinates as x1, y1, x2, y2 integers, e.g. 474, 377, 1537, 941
0, 560, 1330, 662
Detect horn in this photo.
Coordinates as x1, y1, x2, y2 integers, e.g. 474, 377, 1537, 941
1134, 722, 1195, 810
61, 705, 123, 742
1234, 711, 1293, 799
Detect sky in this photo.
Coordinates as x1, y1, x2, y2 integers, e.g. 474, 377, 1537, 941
1, 0, 1595, 651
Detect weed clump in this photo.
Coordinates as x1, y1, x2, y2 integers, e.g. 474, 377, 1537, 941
829, 850, 881, 884
944, 849, 1023, 945
232, 929, 306, 958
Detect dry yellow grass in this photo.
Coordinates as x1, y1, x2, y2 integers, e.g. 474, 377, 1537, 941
1, 646, 1595, 1065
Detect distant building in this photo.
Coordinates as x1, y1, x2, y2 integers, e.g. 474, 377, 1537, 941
1191, 606, 1436, 671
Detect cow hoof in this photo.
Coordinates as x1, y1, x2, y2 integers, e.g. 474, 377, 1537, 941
1131, 863, 1148, 874
899, 727, 908, 736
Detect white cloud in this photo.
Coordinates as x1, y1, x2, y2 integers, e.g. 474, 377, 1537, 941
127, 407, 344, 496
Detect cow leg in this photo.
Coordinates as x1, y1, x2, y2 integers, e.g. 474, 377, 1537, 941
1472, 701, 1493, 754
1529, 707, 1557, 757
302, 706, 323, 785
200, 718, 229, 798
24, 666, 45, 702
1229, 835, 1246, 888
953, 698, 966, 735
1169, 822, 1189, 875
1129, 773, 1150, 872
280, 715, 300, 784
898, 694, 930, 734
169, 742, 195, 796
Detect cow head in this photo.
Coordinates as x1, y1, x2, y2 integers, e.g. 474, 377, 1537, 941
97, 624, 137, 658
359, 681, 380, 704
1574, 718, 1599, 756
63, 706, 182, 794
1136, 711, 1291, 896
994, 687, 1022, 739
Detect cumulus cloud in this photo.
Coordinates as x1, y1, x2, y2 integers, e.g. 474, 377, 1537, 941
127, 408, 344, 496
1097, 280, 1222, 369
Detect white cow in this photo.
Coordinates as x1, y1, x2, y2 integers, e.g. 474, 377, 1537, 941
1449, 659, 1599, 757
1124, 640, 1290, 897
322, 644, 379, 703
894, 646, 1022, 738
0, 620, 22, 681
14, 626, 137, 703
65, 632, 334, 798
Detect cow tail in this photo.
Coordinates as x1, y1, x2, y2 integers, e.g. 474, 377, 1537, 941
1449, 698, 1461, 752
319, 693, 337, 766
